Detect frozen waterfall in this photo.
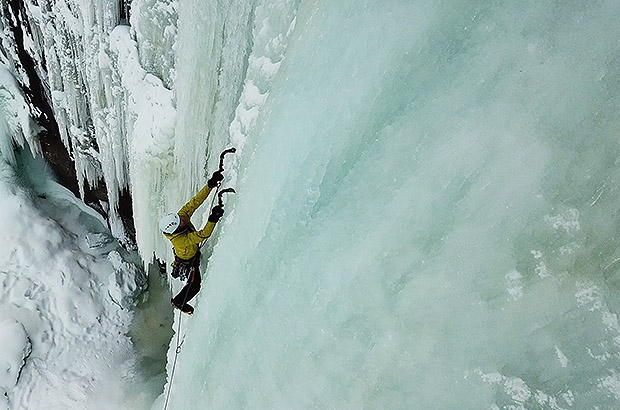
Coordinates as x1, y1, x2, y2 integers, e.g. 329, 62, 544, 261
2, 0, 620, 409
160, 1, 620, 409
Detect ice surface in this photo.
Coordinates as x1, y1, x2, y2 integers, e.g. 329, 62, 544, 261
161, 1, 620, 409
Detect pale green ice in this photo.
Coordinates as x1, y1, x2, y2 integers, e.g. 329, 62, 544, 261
159, 0, 620, 409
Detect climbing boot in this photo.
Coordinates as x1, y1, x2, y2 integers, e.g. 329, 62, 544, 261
171, 299, 194, 315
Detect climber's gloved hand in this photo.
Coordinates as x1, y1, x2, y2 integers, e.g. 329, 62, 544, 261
208, 205, 224, 223
207, 170, 224, 188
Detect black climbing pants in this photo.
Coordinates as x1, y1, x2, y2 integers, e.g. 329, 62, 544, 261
172, 254, 201, 306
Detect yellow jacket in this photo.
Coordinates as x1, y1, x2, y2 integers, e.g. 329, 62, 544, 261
164, 183, 217, 260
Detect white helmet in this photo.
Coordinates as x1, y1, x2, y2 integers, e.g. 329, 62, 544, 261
159, 213, 181, 234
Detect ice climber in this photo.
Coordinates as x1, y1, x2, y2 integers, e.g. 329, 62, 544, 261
158, 169, 225, 314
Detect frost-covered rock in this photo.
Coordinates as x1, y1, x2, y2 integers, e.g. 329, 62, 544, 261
84, 231, 114, 249
0, 319, 31, 391
108, 250, 147, 309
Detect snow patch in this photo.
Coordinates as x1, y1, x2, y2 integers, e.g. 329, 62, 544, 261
559, 243, 579, 255
476, 369, 533, 408
544, 209, 581, 235
554, 346, 568, 368
535, 261, 550, 278
505, 270, 523, 300
0, 170, 144, 408
504, 377, 532, 403
533, 391, 569, 410
601, 312, 620, 348
562, 390, 575, 406
575, 284, 603, 312
600, 373, 620, 402
0, 319, 31, 391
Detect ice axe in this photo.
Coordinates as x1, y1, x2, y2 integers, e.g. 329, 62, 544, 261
218, 147, 236, 172
217, 187, 236, 207
214, 148, 236, 209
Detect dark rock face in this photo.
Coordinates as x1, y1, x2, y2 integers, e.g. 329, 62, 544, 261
119, 0, 131, 24
3, 0, 54, 131
1, 0, 136, 246
37, 129, 80, 196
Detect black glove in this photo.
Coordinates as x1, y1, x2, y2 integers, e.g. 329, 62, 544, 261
207, 170, 224, 188
208, 205, 224, 223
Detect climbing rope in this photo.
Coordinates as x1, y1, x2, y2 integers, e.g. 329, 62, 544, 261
162, 148, 236, 410
163, 260, 193, 410
163, 308, 186, 410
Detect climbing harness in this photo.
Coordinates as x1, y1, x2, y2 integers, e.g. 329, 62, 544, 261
162, 147, 236, 410
170, 255, 199, 281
